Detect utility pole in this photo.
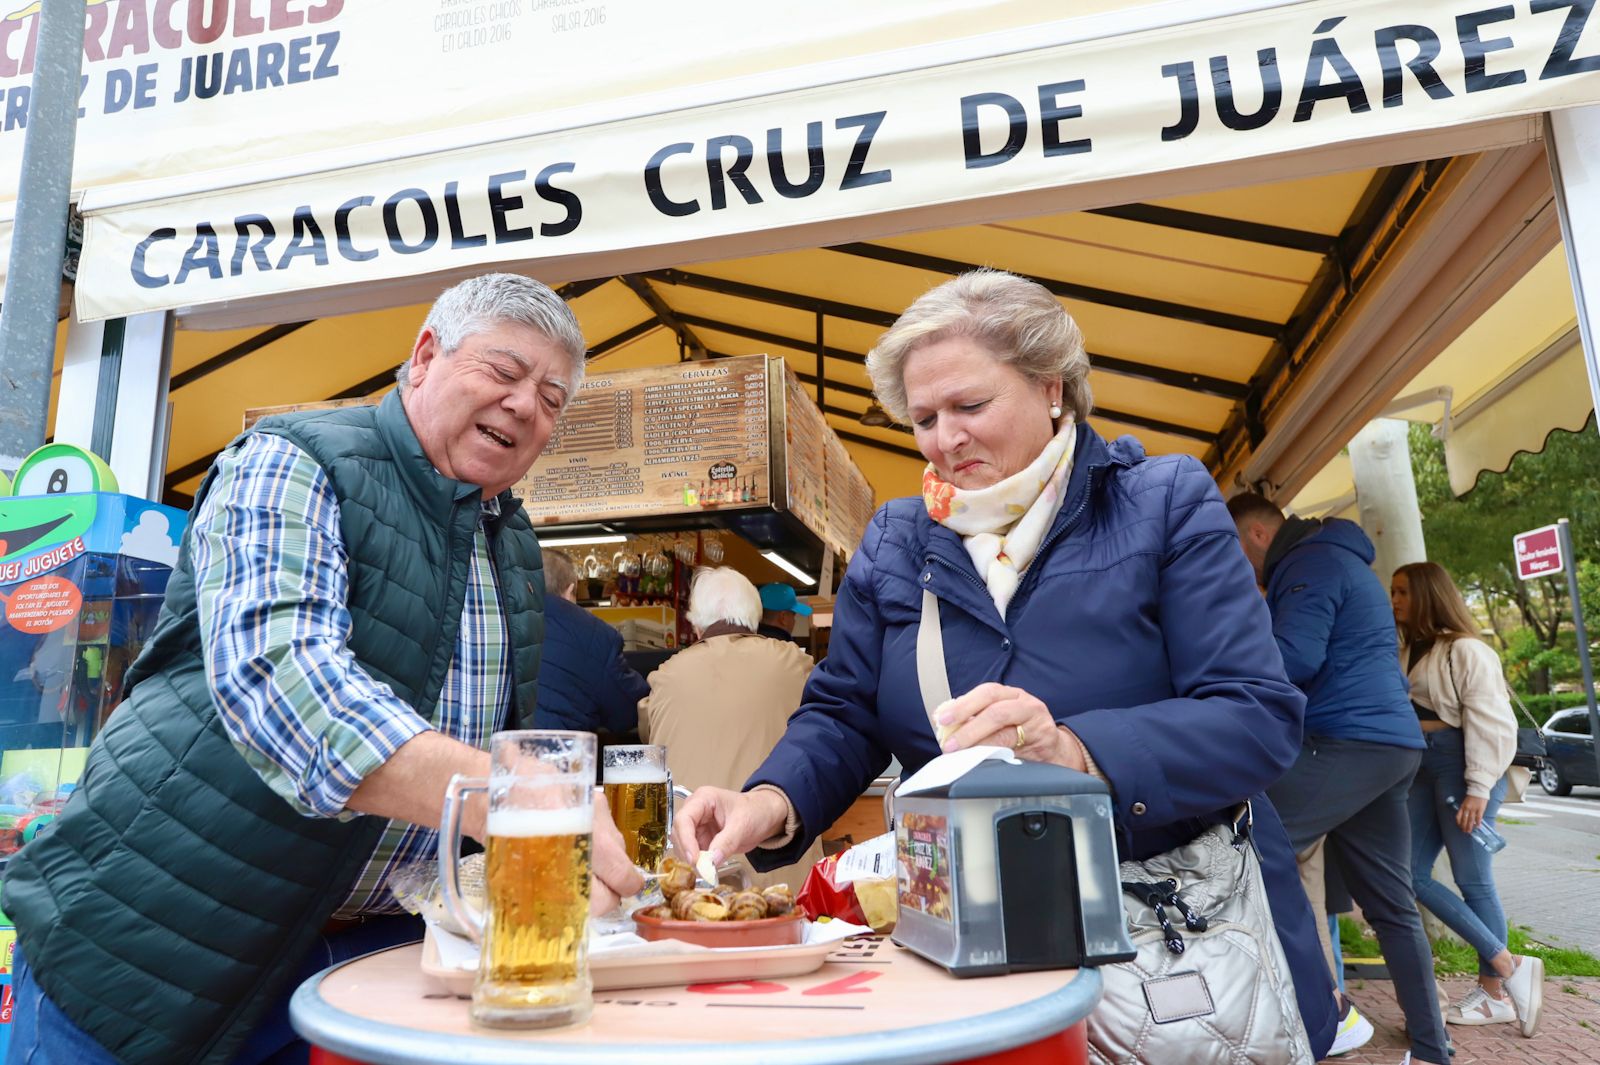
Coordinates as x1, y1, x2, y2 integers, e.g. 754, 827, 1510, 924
0, 0, 88, 475
1556, 519, 1600, 783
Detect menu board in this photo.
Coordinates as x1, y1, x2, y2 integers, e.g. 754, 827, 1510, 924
242, 397, 375, 431
827, 437, 878, 559
238, 356, 877, 556
783, 368, 829, 541
516, 355, 771, 524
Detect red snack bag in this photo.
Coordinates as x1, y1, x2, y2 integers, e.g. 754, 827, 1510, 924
797, 852, 868, 925
796, 832, 897, 930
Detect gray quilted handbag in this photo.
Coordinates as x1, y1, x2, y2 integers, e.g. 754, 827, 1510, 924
1087, 806, 1313, 1065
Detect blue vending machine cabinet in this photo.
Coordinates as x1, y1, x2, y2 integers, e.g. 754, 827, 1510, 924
0, 492, 188, 861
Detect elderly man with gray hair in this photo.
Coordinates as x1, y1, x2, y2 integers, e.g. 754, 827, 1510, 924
639, 567, 823, 890
2, 274, 643, 1065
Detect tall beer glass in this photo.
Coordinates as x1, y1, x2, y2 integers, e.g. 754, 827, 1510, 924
440, 730, 594, 1029
602, 745, 670, 872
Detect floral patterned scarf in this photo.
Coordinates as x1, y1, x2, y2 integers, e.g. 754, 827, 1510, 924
921, 418, 1077, 618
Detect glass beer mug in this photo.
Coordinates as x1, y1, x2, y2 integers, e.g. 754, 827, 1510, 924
601, 745, 671, 873
439, 730, 595, 1029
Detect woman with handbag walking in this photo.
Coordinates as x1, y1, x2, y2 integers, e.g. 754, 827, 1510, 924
675, 269, 1338, 1063
1392, 562, 1546, 1037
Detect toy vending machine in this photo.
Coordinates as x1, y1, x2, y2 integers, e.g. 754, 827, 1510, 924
0, 445, 188, 862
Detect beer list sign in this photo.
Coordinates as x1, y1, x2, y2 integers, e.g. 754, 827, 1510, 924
516, 355, 771, 524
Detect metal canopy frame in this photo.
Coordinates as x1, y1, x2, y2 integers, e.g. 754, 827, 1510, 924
162, 174, 1429, 505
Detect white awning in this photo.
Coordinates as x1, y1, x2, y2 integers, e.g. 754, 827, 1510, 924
6, 0, 1589, 322
1446, 326, 1592, 495
1289, 246, 1595, 509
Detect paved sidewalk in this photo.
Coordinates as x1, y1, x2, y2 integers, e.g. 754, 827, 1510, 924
1333, 975, 1600, 1065
1493, 789, 1600, 955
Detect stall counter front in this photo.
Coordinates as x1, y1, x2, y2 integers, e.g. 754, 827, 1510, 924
291, 935, 1100, 1065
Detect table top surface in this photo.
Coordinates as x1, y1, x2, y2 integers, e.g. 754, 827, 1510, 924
290, 935, 1101, 1065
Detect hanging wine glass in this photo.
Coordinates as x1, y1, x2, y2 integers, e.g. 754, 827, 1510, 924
645, 540, 671, 579
703, 532, 725, 564
674, 536, 696, 566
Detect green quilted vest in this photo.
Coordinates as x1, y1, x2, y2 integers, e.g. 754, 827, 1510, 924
1, 391, 545, 1064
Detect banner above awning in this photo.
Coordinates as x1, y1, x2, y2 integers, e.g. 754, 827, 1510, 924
52, 0, 1600, 319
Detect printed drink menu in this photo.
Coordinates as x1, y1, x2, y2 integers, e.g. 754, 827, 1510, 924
516, 355, 772, 524
782, 367, 829, 542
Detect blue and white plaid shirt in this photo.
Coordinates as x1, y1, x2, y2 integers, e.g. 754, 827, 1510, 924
190, 432, 511, 917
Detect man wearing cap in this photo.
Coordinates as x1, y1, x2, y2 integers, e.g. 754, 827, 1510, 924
757, 582, 811, 644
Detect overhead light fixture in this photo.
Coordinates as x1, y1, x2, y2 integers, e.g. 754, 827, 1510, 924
762, 550, 817, 587
540, 533, 628, 547
859, 402, 892, 428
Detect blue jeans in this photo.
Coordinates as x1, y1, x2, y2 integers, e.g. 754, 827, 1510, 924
6, 915, 423, 1065
1407, 727, 1509, 978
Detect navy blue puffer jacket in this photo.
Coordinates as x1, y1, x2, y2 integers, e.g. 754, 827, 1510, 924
1263, 518, 1422, 748
747, 424, 1336, 1056
534, 595, 648, 733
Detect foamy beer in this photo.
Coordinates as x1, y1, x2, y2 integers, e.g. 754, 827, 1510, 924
602, 745, 669, 872
440, 730, 595, 1029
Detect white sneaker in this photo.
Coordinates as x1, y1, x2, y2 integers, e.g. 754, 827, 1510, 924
1328, 1001, 1375, 1056
1502, 953, 1545, 1037
1445, 984, 1515, 1025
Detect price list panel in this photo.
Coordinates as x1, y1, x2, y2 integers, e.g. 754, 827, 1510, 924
822, 427, 875, 559
516, 355, 772, 524
833, 455, 878, 559
783, 368, 829, 541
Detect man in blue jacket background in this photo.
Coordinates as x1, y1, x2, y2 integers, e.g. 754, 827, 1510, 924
534, 549, 649, 735
1229, 492, 1447, 1065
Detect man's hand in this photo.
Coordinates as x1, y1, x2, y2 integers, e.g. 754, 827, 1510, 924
590, 789, 645, 914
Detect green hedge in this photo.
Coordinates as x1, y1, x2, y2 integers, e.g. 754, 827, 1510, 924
1511, 692, 1593, 727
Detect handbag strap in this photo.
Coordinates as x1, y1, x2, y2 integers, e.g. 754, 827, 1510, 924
1507, 687, 1541, 729
1440, 633, 1465, 710
1448, 637, 1532, 729
917, 588, 953, 725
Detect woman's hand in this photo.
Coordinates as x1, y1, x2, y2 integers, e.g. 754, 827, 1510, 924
936, 682, 1087, 771
672, 786, 790, 868
590, 789, 646, 914
1455, 794, 1489, 835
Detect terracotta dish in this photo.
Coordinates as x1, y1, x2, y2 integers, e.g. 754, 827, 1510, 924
632, 910, 806, 949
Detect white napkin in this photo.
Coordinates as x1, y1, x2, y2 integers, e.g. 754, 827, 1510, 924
894, 746, 1019, 798
424, 915, 873, 972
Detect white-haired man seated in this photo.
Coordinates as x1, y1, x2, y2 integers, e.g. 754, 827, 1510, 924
639, 567, 823, 890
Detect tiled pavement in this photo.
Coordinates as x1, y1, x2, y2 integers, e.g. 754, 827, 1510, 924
1332, 975, 1600, 1065
1493, 789, 1600, 956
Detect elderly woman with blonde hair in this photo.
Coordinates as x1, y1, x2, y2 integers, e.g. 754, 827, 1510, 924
676, 269, 1337, 1057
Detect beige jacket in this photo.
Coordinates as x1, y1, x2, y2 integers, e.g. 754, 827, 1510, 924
1404, 636, 1517, 798
640, 633, 824, 890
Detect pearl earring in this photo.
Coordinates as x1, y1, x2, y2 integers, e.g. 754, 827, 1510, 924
1049, 404, 1062, 419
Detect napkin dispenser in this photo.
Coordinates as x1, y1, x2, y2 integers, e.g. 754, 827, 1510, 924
891, 760, 1136, 976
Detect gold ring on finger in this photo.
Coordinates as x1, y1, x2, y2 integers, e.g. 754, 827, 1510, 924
1014, 724, 1025, 749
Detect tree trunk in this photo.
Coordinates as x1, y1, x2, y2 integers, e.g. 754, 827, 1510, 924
1476, 581, 1510, 652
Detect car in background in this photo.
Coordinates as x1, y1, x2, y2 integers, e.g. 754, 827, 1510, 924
1537, 707, 1599, 796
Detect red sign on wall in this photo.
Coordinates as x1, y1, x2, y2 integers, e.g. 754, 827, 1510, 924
1514, 524, 1564, 581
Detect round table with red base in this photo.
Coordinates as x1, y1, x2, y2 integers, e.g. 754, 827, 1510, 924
291, 935, 1100, 1065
